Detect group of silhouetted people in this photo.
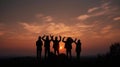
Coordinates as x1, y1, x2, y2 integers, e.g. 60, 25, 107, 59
36, 35, 82, 60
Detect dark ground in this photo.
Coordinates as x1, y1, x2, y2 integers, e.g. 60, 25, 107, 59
0, 53, 120, 67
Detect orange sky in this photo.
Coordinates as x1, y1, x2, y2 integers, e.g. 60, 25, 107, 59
0, 0, 120, 57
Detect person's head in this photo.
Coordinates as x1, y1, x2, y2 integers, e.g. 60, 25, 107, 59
67, 37, 73, 42
78, 39, 80, 42
55, 36, 58, 40
38, 36, 41, 40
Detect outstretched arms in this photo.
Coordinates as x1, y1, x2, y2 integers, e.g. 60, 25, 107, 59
42, 35, 45, 41
73, 38, 77, 44
58, 35, 61, 42
62, 37, 66, 42
50, 34, 54, 41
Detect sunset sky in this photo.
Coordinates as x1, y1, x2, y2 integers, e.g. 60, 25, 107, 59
0, 0, 120, 57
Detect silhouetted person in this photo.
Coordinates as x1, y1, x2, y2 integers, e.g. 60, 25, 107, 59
42, 35, 52, 58
74, 38, 81, 59
51, 35, 61, 55
62, 37, 73, 58
36, 36, 43, 60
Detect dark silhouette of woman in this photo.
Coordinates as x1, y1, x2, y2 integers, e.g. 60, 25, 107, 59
74, 38, 81, 59
62, 37, 73, 58
51, 35, 61, 55
36, 36, 43, 59
42, 35, 52, 58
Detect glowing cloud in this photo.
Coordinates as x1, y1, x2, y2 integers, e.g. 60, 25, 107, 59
113, 17, 120, 21
77, 14, 90, 21
80, 1, 112, 21
35, 14, 53, 22
20, 22, 96, 38
20, 22, 70, 35
101, 2, 110, 10
101, 25, 112, 34
77, 1, 118, 21
20, 23, 41, 33
44, 16, 53, 22
76, 23, 94, 28
88, 7, 99, 13
46, 22, 70, 34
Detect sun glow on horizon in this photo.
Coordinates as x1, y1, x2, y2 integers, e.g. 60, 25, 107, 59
59, 46, 63, 50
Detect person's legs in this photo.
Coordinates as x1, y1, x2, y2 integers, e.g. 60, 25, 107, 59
77, 52, 79, 59
45, 48, 47, 58
40, 50, 42, 59
48, 48, 50, 56
57, 49, 59, 55
66, 49, 68, 58
69, 50, 72, 58
54, 49, 56, 55
37, 49, 38, 59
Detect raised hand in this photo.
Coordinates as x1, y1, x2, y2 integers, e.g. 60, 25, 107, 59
50, 34, 53, 38
59, 35, 61, 38
75, 38, 77, 42
63, 37, 65, 39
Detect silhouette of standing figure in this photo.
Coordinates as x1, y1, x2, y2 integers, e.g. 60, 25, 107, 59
42, 35, 52, 58
51, 35, 61, 55
74, 39, 81, 59
36, 36, 43, 60
62, 37, 73, 58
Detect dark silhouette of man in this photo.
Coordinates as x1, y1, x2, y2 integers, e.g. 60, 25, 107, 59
62, 37, 73, 58
51, 35, 61, 55
74, 39, 81, 59
36, 36, 43, 60
42, 35, 52, 58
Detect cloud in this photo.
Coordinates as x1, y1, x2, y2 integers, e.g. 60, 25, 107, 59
77, 11, 106, 21
91, 25, 113, 39
90, 1, 111, 16
101, 2, 110, 10
113, 17, 120, 21
19, 20, 118, 39
77, 1, 118, 21
91, 11, 106, 17
87, 25, 114, 39
77, 14, 90, 21
20, 21, 98, 38
76, 23, 94, 28
46, 22, 70, 34
35, 14, 53, 22
20, 22, 70, 35
101, 25, 112, 34
88, 7, 99, 13
20, 23, 42, 33
44, 16, 53, 22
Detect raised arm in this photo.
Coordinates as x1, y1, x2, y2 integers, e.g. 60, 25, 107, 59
73, 38, 77, 44
62, 37, 66, 42
58, 35, 61, 42
50, 34, 54, 41
42, 35, 45, 41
